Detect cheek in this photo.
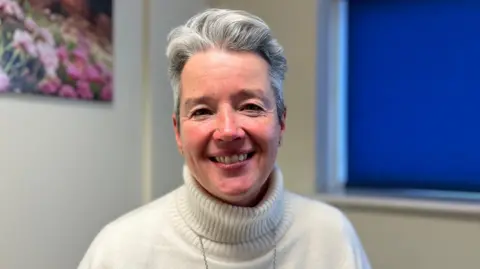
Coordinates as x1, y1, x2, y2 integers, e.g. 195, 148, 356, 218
181, 124, 211, 154
247, 122, 281, 149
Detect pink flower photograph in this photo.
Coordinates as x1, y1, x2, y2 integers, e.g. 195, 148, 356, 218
0, 0, 113, 102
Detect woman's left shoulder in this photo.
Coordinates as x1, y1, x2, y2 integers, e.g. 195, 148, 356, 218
284, 191, 361, 239
283, 192, 372, 268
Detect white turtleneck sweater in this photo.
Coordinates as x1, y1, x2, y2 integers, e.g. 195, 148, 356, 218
77, 165, 371, 269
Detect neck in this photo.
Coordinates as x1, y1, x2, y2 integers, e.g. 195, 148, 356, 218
172, 164, 293, 261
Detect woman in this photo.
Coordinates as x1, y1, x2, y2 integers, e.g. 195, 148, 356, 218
78, 8, 371, 269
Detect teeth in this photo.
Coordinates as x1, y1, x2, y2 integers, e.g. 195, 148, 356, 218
215, 154, 248, 164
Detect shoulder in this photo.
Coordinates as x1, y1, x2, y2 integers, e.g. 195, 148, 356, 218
77, 188, 181, 269
286, 191, 351, 229
284, 192, 371, 268
104, 188, 178, 235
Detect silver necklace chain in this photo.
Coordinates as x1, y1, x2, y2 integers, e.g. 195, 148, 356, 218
197, 229, 278, 269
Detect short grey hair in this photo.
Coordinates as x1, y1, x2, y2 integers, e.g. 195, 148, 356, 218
165, 8, 287, 123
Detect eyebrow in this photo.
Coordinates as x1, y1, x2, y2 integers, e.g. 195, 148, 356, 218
236, 88, 270, 103
182, 88, 271, 111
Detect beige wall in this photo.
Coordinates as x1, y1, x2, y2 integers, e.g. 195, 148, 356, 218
210, 1, 480, 269
210, 0, 320, 194
331, 199, 480, 269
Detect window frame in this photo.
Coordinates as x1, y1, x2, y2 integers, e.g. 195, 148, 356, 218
316, 0, 349, 193
314, 0, 480, 217
320, 0, 480, 201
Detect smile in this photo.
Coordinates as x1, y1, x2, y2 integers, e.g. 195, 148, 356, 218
209, 152, 255, 164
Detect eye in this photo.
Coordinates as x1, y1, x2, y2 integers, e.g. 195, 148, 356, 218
190, 108, 212, 118
241, 103, 263, 111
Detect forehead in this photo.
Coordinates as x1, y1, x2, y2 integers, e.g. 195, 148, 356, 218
179, 49, 272, 100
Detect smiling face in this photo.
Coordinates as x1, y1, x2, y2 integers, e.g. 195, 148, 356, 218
173, 49, 286, 207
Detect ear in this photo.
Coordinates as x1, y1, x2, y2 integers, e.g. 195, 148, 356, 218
172, 114, 183, 155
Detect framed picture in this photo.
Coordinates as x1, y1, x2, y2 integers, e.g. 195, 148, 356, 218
0, 0, 113, 102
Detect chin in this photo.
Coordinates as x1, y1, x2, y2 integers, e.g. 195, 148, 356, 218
217, 177, 256, 194
217, 184, 266, 207
212, 175, 263, 202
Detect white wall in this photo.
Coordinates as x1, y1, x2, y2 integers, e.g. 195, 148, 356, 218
0, 1, 144, 268
0, 1, 208, 269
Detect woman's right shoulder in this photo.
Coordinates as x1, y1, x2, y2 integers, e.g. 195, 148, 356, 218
103, 186, 181, 235
77, 187, 183, 269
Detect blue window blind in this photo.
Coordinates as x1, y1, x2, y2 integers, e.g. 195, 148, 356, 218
346, 0, 480, 192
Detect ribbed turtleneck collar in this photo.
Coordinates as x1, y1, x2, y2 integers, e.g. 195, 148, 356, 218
172, 164, 293, 261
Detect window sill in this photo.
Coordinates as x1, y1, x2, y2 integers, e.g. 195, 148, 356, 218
311, 189, 480, 218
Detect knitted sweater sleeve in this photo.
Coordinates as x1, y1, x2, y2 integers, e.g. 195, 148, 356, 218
341, 214, 372, 269
76, 221, 157, 269
77, 227, 111, 269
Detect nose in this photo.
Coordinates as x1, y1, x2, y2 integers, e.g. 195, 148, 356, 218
213, 108, 245, 142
